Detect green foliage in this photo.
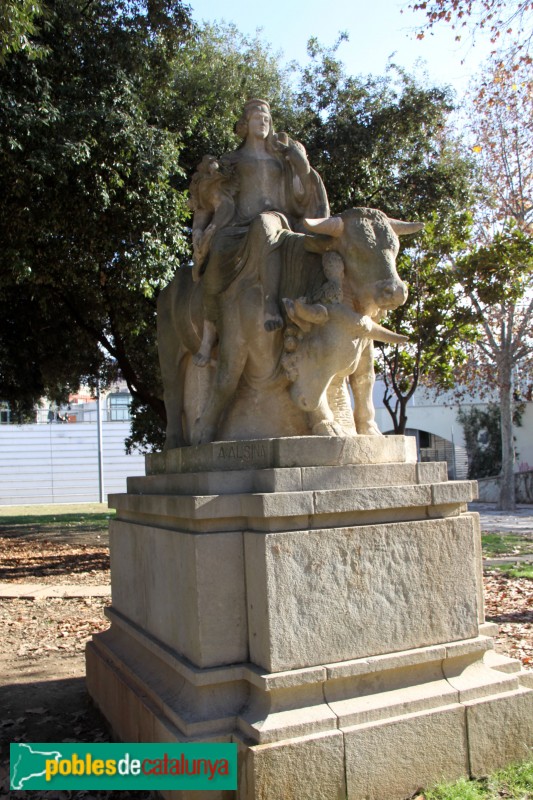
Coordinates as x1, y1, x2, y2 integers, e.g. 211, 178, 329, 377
457, 402, 524, 479
424, 759, 533, 799
481, 533, 533, 558
0, 0, 194, 426
0, 0, 49, 63
158, 23, 294, 185
455, 226, 533, 306
494, 563, 533, 579
424, 776, 487, 800
124, 398, 166, 454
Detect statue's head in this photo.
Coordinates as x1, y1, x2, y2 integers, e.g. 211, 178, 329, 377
235, 99, 273, 140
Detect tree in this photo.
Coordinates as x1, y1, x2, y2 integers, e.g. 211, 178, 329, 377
0, 0, 193, 415
0, 0, 48, 64
408, 0, 532, 78
453, 228, 533, 508
458, 401, 524, 479
378, 215, 480, 434
450, 62, 533, 510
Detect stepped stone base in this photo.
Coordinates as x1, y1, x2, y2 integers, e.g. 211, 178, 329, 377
86, 436, 533, 799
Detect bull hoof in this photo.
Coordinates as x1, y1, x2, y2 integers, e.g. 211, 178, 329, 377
264, 314, 283, 332
356, 423, 384, 436
312, 420, 344, 436
191, 420, 216, 445
193, 351, 211, 368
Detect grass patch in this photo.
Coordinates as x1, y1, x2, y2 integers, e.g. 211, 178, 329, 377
0, 512, 114, 527
481, 532, 533, 558
423, 759, 533, 799
493, 563, 533, 580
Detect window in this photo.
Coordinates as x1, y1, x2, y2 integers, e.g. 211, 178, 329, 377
108, 393, 132, 421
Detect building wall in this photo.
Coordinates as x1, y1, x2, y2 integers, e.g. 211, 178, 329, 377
0, 422, 146, 505
373, 381, 533, 473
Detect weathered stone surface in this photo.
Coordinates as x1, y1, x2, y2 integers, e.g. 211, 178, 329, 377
146, 436, 417, 475
466, 687, 533, 776
343, 705, 469, 800
130, 460, 445, 498
238, 730, 346, 800
88, 430, 533, 800
110, 521, 247, 668
244, 516, 480, 672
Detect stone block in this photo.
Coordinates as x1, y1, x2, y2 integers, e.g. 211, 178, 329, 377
110, 521, 247, 668
244, 516, 480, 672
466, 687, 533, 776
344, 705, 469, 800
300, 463, 417, 490
431, 480, 477, 505
145, 435, 418, 475
237, 730, 346, 800
416, 461, 448, 483
312, 484, 432, 514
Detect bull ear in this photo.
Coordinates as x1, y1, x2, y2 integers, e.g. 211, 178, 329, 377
387, 218, 424, 236
304, 216, 344, 237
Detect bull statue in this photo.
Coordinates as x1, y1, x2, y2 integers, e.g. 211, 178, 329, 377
157, 99, 423, 448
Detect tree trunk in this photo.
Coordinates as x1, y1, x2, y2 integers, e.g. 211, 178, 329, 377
499, 374, 516, 511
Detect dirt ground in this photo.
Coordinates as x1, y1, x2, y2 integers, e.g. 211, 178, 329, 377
1, 510, 532, 798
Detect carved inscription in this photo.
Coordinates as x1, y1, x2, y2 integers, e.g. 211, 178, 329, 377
217, 443, 267, 461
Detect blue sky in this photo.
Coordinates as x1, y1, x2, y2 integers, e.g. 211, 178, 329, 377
188, 0, 493, 96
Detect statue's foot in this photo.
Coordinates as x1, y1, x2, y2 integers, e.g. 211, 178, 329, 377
191, 419, 216, 445
312, 419, 345, 436
355, 421, 384, 436
193, 350, 211, 367
264, 313, 283, 332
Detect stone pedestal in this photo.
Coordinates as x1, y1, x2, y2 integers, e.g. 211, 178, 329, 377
86, 436, 533, 800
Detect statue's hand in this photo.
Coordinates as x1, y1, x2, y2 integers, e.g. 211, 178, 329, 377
284, 139, 310, 177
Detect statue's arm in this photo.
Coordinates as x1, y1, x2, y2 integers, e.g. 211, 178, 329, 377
275, 134, 313, 202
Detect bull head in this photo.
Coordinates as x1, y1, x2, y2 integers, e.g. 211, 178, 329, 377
304, 214, 424, 237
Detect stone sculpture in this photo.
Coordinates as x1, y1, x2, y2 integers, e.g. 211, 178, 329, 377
157, 99, 423, 448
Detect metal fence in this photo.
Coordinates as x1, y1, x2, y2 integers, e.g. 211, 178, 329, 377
0, 421, 145, 505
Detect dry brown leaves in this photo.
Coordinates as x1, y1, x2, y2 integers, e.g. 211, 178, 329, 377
1, 598, 111, 658
483, 570, 533, 667
0, 537, 110, 585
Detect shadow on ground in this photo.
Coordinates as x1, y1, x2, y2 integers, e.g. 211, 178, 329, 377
0, 675, 157, 799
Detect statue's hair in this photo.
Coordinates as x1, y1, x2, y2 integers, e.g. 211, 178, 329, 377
235, 99, 273, 140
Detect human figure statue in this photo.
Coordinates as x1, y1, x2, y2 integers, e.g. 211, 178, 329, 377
157, 98, 418, 448
189, 98, 329, 367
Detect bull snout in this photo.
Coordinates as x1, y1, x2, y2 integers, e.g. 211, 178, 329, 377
375, 279, 408, 309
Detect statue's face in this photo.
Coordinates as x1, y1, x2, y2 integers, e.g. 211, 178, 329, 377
247, 107, 271, 140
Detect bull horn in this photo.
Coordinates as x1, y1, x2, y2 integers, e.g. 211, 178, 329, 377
304, 216, 344, 237
387, 218, 424, 236
354, 314, 409, 344
367, 320, 409, 344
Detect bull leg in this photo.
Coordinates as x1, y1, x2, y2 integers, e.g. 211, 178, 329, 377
349, 342, 382, 436
159, 347, 188, 450
191, 332, 248, 445
308, 396, 345, 436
